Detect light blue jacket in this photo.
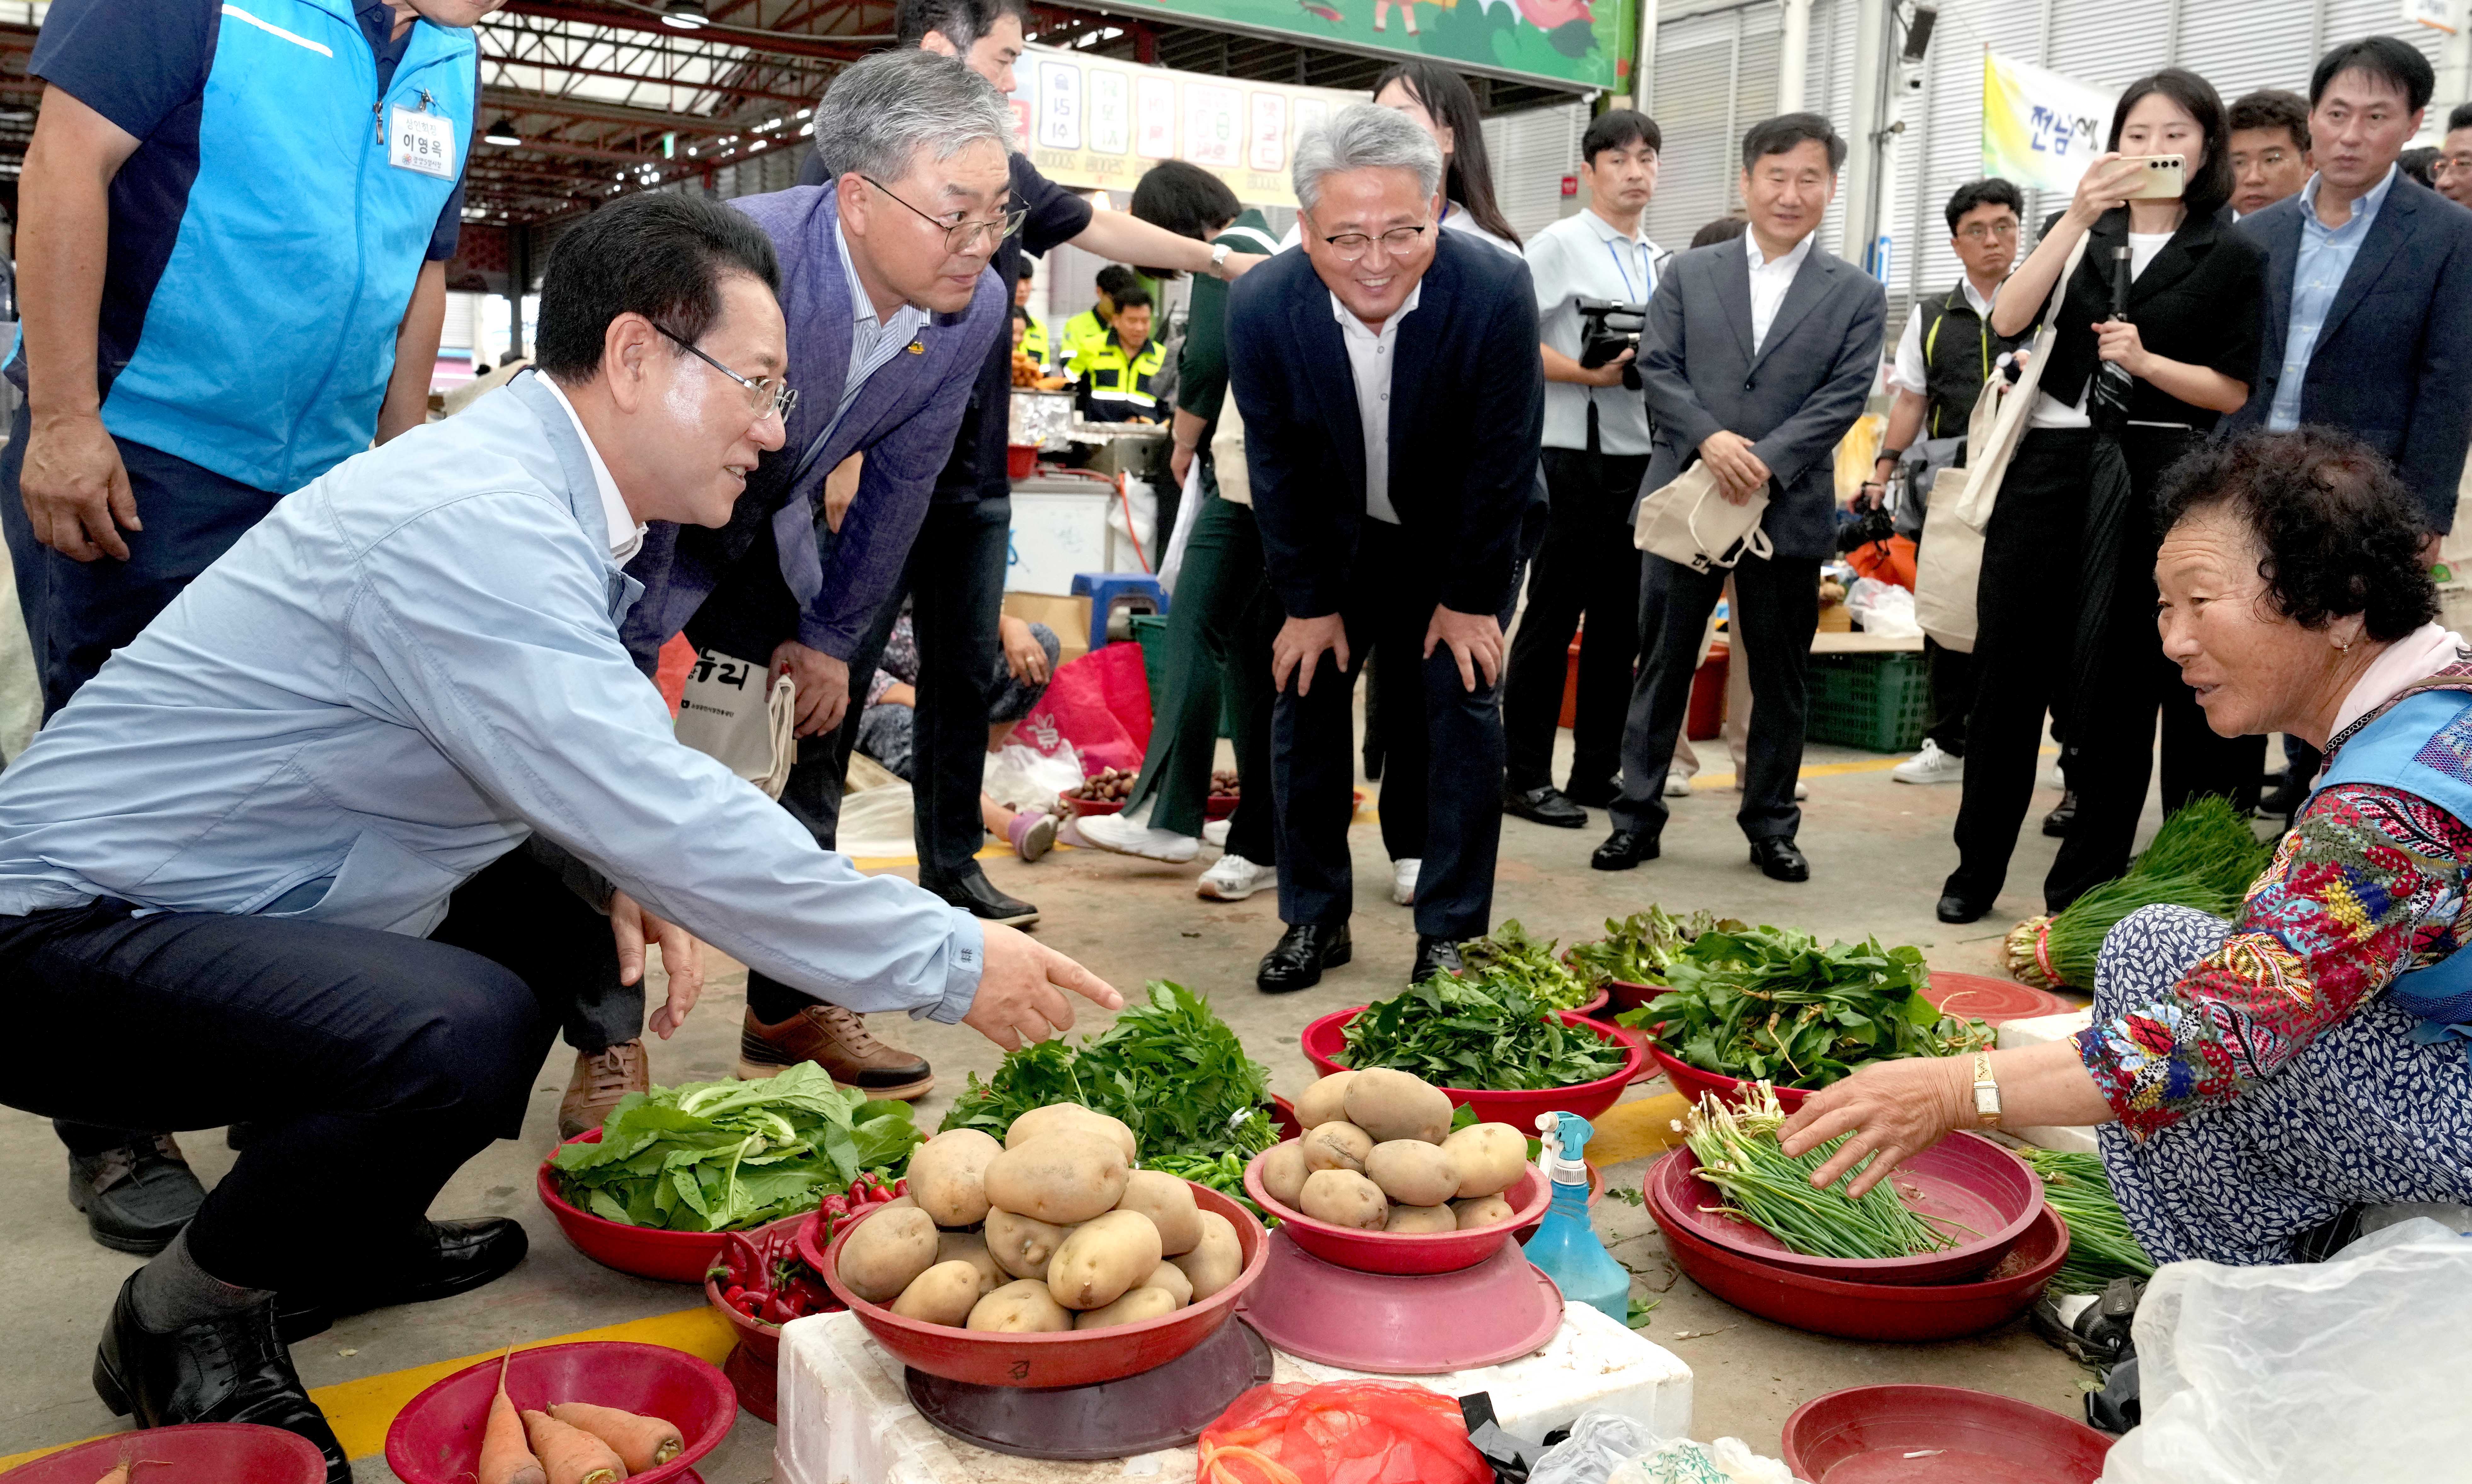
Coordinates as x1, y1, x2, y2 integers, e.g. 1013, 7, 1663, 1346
0, 373, 985, 1019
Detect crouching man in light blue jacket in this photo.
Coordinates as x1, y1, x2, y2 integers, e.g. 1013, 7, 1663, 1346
0, 191, 1119, 1480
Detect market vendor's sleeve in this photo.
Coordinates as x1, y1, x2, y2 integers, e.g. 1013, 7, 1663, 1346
2074, 782, 2472, 1138
348, 490, 986, 1022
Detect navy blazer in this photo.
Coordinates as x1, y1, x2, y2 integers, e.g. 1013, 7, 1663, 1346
2227, 176, 2472, 530
1635, 235, 1886, 561
1227, 231, 1545, 620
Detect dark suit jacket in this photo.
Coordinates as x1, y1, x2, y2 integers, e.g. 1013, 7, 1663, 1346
2033, 207, 2263, 427
1227, 231, 1546, 620
2226, 176, 2472, 530
1635, 235, 1886, 561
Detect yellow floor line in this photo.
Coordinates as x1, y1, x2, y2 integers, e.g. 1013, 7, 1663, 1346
0, 1305, 730, 1470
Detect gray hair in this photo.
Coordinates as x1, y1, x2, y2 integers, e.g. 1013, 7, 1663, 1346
1292, 103, 1444, 217
811, 49, 1013, 184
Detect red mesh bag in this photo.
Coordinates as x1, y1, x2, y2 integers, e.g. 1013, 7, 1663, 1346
1197, 1382, 1491, 1484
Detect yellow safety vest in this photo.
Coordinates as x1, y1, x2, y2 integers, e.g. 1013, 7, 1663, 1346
1061, 310, 1110, 367
1020, 315, 1050, 366
1069, 334, 1165, 419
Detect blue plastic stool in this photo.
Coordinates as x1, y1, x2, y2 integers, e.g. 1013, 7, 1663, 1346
1070, 572, 1169, 654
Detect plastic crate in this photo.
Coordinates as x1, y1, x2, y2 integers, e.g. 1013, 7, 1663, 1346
1128, 614, 1236, 739
1805, 649, 1931, 752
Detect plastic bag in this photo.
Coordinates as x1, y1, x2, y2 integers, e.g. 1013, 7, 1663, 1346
1197, 1382, 1491, 1484
1015, 643, 1153, 777
1159, 456, 1207, 594
1607, 1439, 1800, 1484
2098, 1221, 2472, 1482
1529, 1412, 1668, 1484
1843, 576, 1922, 639
981, 740, 1083, 815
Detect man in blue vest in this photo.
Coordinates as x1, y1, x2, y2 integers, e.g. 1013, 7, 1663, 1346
0, 0, 488, 1256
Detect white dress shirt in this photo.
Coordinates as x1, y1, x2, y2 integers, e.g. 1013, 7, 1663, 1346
1528, 208, 1667, 454
538, 373, 646, 561
1745, 229, 1817, 352
1333, 282, 1423, 525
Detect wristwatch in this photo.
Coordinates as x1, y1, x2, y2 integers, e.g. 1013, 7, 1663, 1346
1209, 242, 1231, 275
1970, 1053, 2002, 1128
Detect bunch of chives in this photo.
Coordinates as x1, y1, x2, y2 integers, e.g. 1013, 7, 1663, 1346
1682, 1086, 1956, 1260
2018, 1148, 2154, 1293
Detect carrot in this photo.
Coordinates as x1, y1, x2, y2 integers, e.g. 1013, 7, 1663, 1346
95, 1468, 128, 1484
547, 1403, 684, 1473
521, 1409, 625, 1484
481, 1345, 547, 1484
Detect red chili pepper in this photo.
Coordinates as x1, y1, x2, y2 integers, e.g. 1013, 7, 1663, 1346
764, 1293, 797, 1326
723, 1284, 746, 1306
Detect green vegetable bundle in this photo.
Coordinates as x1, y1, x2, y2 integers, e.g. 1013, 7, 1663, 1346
1683, 1088, 1956, 1259
2008, 797, 2274, 990
1454, 919, 1595, 1010
1340, 973, 1629, 1090
1566, 906, 1740, 991
1618, 926, 1991, 1091
552, 1063, 925, 1232
2018, 1148, 2154, 1294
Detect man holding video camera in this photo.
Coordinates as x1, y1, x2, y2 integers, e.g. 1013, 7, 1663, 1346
1499, 109, 1670, 828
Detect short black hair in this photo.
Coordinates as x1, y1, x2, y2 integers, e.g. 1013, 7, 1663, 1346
1094, 264, 1137, 300
1691, 214, 1749, 248
1111, 284, 1154, 314
2310, 35, 2435, 112
2451, 101, 2472, 133
1010, 304, 1030, 324
1128, 159, 1241, 277
1943, 177, 2023, 234
534, 192, 780, 383
893, 0, 1027, 49
1741, 112, 1845, 174
2157, 427, 2439, 641
1582, 109, 1662, 166
2228, 88, 2312, 153
2401, 145, 2441, 187
1016, 256, 1038, 282
2108, 68, 2234, 219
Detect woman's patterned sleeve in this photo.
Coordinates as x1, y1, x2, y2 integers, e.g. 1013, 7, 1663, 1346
2074, 784, 2472, 1137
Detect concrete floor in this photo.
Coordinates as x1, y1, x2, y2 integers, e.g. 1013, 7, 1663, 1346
0, 732, 2110, 1479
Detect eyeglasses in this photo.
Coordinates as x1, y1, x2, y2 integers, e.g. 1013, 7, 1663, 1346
1319, 224, 1429, 261
1956, 221, 2018, 242
859, 174, 1026, 255
655, 323, 797, 421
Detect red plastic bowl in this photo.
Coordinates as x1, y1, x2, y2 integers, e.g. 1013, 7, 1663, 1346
538, 1129, 736, 1284
384, 1341, 736, 1484
1648, 1138, 2043, 1286
1927, 971, 2084, 1024
814, 1182, 1268, 1389
704, 1212, 840, 1372
1648, 1042, 1814, 1113
1299, 1007, 1646, 1125
1781, 1384, 2114, 1483
0, 1425, 326, 1484
1603, 979, 1666, 1014
1243, 1155, 1553, 1275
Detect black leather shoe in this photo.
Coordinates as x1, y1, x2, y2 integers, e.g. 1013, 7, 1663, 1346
1409, 935, 1464, 984
1257, 923, 1351, 993
1502, 785, 1587, 829
2042, 791, 2079, 837
95, 1276, 350, 1484
1936, 892, 1993, 924
1749, 836, 1810, 882
923, 869, 1039, 927
67, 1136, 206, 1256
1561, 777, 1620, 808
1591, 829, 1658, 871
329, 1218, 529, 1319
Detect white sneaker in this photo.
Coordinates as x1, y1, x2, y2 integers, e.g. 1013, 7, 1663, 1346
1892, 739, 1966, 785
1391, 858, 1421, 905
1076, 809, 1200, 863
1202, 819, 1230, 848
1197, 853, 1275, 901
1664, 774, 1694, 797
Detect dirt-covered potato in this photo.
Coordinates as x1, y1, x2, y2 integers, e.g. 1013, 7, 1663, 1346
1441, 1122, 1528, 1199
984, 1208, 1076, 1279
1385, 1204, 1458, 1234
982, 1131, 1130, 1225
966, 1278, 1074, 1333
1114, 1169, 1202, 1254
1293, 1071, 1357, 1131
1170, 1209, 1244, 1299
1342, 1068, 1453, 1144
1143, 1260, 1194, 1306
1047, 1209, 1164, 1310
1006, 1103, 1139, 1164
1451, 1194, 1517, 1229
907, 1128, 1003, 1228
1259, 1140, 1311, 1209
1299, 1168, 1389, 1230
836, 1206, 938, 1303
889, 1259, 982, 1326
936, 1230, 1002, 1295
1072, 1286, 1180, 1330
1302, 1121, 1373, 1174
1365, 1139, 1460, 1208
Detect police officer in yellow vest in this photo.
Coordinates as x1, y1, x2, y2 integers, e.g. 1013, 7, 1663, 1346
1062, 264, 1138, 370
1014, 258, 1051, 367
1070, 283, 1166, 423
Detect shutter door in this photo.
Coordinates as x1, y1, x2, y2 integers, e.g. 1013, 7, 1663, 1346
1480, 102, 1588, 246
1888, 0, 2049, 322
1646, 11, 1745, 248
2177, 0, 2323, 100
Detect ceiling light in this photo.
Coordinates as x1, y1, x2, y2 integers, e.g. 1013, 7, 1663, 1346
482, 117, 520, 146
661, 0, 708, 29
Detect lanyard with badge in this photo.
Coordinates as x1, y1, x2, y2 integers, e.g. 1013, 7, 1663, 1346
387, 88, 456, 180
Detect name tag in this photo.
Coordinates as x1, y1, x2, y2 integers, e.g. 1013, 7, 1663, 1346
388, 106, 455, 179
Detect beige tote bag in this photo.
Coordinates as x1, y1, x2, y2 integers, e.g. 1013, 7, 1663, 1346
673, 648, 797, 800
1633, 462, 1774, 573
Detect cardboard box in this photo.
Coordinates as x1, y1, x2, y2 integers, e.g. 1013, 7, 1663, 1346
1004, 592, 1091, 662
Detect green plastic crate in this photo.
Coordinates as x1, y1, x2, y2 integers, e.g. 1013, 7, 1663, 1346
1805, 649, 1931, 752
1128, 613, 1236, 739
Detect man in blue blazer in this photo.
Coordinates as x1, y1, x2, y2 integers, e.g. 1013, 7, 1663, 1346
1229, 104, 1546, 991
1594, 113, 1885, 882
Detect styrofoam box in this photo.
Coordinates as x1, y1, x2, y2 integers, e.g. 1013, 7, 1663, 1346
1997, 1008, 2100, 1153
773, 1302, 1692, 1484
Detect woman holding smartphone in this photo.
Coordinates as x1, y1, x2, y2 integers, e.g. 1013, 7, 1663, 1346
1940, 68, 2266, 925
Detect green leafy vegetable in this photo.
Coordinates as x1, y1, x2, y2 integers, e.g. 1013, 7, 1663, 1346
2018, 1148, 2154, 1294
1567, 907, 1740, 991
551, 1063, 924, 1232
1626, 1294, 1660, 1328
1684, 1087, 1957, 1259
1341, 975, 1628, 1091
1453, 919, 1594, 1010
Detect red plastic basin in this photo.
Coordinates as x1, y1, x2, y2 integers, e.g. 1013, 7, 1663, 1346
1649, 1042, 1815, 1113
384, 1340, 736, 1484
1243, 1155, 1553, 1275
1782, 1384, 2114, 1482
1926, 972, 2084, 1024
1299, 1007, 1646, 1125
0, 1425, 326, 1484
1602, 979, 1665, 1014
1648, 1138, 2043, 1285
813, 1181, 1268, 1389
538, 1128, 736, 1284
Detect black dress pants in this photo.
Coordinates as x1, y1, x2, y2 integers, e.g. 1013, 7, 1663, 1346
1501, 448, 1650, 795
1922, 636, 1977, 756
0, 851, 596, 1292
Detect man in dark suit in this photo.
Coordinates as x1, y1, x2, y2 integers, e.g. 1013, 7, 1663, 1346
1228, 103, 1545, 991
1594, 113, 1885, 882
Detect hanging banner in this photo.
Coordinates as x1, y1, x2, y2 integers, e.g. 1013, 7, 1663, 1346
1087, 0, 1632, 94
1981, 50, 2119, 195
1010, 45, 1365, 208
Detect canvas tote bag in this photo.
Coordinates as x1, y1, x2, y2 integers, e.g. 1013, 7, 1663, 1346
673, 647, 798, 800
1632, 461, 1774, 573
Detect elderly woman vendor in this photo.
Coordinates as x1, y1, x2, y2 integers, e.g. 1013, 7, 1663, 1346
1786, 426, 2472, 1266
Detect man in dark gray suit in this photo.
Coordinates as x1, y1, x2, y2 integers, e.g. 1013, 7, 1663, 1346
1593, 113, 1885, 882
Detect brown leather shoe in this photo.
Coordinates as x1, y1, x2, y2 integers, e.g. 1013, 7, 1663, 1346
735, 1004, 934, 1100
558, 1040, 650, 1140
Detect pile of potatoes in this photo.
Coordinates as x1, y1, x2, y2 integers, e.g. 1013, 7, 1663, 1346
834, 1102, 1246, 1333
1257, 1069, 1531, 1233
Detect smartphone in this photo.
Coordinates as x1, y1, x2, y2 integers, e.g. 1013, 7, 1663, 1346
2120, 154, 2187, 200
